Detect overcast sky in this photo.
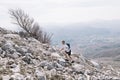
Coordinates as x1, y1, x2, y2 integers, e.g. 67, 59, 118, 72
0, 0, 120, 30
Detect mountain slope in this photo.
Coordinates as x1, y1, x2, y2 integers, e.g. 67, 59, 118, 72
0, 27, 120, 79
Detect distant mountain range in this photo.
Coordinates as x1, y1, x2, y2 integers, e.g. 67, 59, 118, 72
44, 20, 120, 44
44, 20, 120, 60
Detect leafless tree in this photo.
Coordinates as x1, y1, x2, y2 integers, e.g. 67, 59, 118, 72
9, 8, 52, 44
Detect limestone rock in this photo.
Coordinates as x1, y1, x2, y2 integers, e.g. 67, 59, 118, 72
35, 69, 46, 80
11, 73, 24, 80
3, 34, 21, 40
0, 48, 3, 54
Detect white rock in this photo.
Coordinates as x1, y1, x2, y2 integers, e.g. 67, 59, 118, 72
112, 77, 120, 79
2, 41, 14, 50
84, 70, 91, 80
58, 58, 65, 62
0, 48, 3, 54
25, 73, 34, 80
39, 61, 48, 68
0, 51, 6, 58
35, 68, 46, 80
51, 52, 62, 59
11, 52, 20, 59
52, 61, 63, 68
78, 76, 84, 80
11, 73, 24, 80
90, 60, 100, 68
11, 64, 20, 73
50, 69, 57, 76
72, 64, 84, 70
72, 64, 85, 75
42, 51, 51, 56
27, 37, 40, 43
57, 58, 68, 67
2, 75, 10, 80
21, 47, 28, 53
35, 68, 44, 76
3, 34, 21, 40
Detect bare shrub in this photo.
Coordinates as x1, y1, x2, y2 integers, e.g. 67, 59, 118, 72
9, 8, 52, 44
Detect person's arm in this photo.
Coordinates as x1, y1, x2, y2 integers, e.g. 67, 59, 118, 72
60, 45, 65, 51
60, 47, 64, 51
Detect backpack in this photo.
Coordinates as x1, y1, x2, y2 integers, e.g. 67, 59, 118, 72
66, 43, 70, 49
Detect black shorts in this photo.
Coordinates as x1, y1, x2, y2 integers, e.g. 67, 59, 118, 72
65, 50, 71, 56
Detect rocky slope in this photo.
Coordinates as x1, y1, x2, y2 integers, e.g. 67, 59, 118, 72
0, 28, 120, 80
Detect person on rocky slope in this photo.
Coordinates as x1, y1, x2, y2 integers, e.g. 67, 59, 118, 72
60, 40, 74, 63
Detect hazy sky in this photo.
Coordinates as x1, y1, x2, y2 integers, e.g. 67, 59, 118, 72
0, 0, 120, 30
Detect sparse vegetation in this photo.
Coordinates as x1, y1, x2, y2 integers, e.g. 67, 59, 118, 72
9, 8, 52, 44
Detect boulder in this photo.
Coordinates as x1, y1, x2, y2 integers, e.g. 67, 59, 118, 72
11, 52, 20, 59
78, 77, 85, 80
22, 56, 32, 64
39, 61, 54, 70
35, 69, 46, 80
7, 59, 14, 64
3, 34, 21, 40
39, 61, 48, 68
51, 52, 62, 60
52, 61, 63, 68
11, 73, 24, 80
17, 47, 28, 55
57, 58, 69, 67
10, 64, 20, 73
0, 48, 3, 54
90, 60, 101, 69
0, 51, 6, 58
72, 64, 85, 74
48, 47, 56, 52
46, 63, 54, 70
2, 75, 10, 80
2, 41, 14, 51
38, 76, 46, 80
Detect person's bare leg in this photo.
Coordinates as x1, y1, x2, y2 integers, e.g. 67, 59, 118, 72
68, 55, 74, 63
68, 55, 72, 61
63, 52, 67, 58
63, 52, 70, 61
69, 56, 72, 60
66, 53, 72, 61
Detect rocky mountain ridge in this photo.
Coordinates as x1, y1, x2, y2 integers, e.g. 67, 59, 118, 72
0, 27, 120, 80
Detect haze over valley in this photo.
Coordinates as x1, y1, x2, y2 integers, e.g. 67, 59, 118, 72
44, 20, 120, 64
